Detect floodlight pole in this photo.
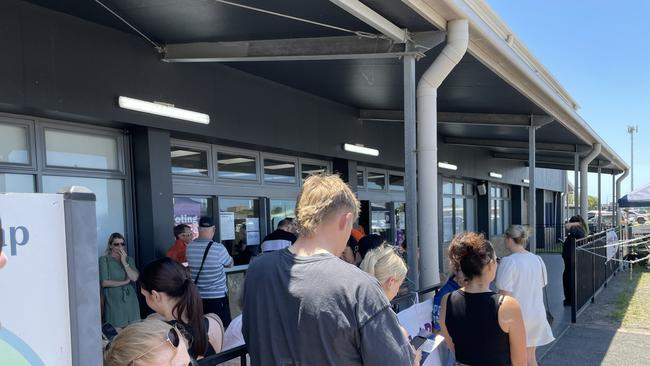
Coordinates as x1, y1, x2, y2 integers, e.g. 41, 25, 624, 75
627, 125, 638, 191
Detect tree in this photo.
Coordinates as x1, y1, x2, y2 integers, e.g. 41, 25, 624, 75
587, 195, 598, 210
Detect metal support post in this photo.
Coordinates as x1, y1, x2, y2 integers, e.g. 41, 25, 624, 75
403, 54, 419, 289
574, 150, 579, 216
598, 162, 602, 231
528, 121, 536, 252
570, 236, 577, 323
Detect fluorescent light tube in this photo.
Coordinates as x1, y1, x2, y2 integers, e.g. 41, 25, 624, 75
343, 143, 379, 156
489, 172, 503, 179
438, 162, 458, 171
522, 179, 530, 184
118, 96, 210, 124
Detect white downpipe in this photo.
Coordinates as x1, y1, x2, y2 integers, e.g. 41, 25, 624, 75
579, 143, 601, 220
417, 19, 468, 287
615, 169, 629, 230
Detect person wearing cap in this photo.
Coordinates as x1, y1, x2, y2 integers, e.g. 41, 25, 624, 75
187, 216, 234, 327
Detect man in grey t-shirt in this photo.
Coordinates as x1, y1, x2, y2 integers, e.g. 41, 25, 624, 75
243, 175, 414, 366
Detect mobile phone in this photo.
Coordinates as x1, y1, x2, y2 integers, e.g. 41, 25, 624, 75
410, 335, 427, 350
102, 323, 118, 341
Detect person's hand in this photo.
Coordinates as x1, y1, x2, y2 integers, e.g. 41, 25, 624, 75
118, 248, 128, 265
413, 349, 422, 366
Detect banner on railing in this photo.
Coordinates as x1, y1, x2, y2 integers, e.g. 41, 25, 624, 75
396, 298, 446, 366
606, 230, 618, 260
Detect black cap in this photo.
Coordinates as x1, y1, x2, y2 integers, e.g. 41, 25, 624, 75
198, 216, 214, 228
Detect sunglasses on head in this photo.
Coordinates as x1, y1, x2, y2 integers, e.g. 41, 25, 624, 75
130, 326, 182, 363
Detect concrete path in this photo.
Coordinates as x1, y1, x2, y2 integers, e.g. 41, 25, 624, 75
538, 260, 650, 366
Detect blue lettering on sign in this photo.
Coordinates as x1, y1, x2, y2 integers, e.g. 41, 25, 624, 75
1, 226, 30, 256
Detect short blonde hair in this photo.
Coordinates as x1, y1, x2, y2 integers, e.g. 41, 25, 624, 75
104, 320, 185, 366
295, 174, 360, 237
360, 244, 408, 285
505, 225, 529, 246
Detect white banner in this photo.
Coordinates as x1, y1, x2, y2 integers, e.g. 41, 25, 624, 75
0, 193, 72, 366
397, 298, 446, 366
606, 230, 618, 260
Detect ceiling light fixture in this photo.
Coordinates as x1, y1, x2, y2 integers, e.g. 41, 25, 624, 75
438, 162, 458, 171
522, 179, 530, 184
118, 96, 210, 124
343, 143, 379, 157
489, 172, 503, 179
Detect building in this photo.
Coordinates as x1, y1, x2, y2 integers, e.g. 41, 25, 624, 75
0, 0, 628, 291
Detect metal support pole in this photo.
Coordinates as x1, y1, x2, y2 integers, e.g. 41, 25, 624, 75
529, 122, 536, 252
612, 173, 616, 228
574, 150, 579, 216
403, 54, 419, 289
598, 162, 602, 232
570, 236, 577, 323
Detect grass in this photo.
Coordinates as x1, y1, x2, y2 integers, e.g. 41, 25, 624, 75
609, 266, 650, 329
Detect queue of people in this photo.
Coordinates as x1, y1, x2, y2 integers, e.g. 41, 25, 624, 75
99, 173, 564, 366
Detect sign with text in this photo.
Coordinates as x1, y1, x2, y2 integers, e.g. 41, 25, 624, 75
0, 194, 72, 365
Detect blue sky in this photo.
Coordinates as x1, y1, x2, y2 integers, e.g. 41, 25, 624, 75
487, 0, 650, 202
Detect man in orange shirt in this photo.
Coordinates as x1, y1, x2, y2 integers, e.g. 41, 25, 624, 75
166, 224, 192, 264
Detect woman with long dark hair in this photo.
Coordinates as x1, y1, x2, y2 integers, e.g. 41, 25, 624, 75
139, 257, 224, 359
439, 232, 527, 366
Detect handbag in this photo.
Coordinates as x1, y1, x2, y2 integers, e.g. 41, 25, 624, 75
536, 255, 554, 325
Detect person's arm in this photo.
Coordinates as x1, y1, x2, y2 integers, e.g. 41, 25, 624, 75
359, 307, 415, 365
206, 314, 225, 353
499, 296, 527, 366
121, 253, 139, 282
439, 293, 455, 353
220, 246, 234, 267
99, 256, 129, 288
495, 258, 514, 297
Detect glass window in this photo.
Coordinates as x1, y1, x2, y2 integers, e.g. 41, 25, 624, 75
454, 183, 464, 196
219, 197, 261, 265
0, 174, 35, 193
367, 171, 386, 190
44, 129, 119, 170
171, 146, 209, 176
42, 176, 125, 258
394, 202, 405, 246
443, 181, 453, 195
0, 123, 30, 164
216, 152, 257, 181
270, 199, 296, 230
301, 162, 328, 182
173, 196, 212, 239
264, 158, 296, 184
442, 197, 453, 242
357, 170, 365, 188
389, 174, 404, 191
454, 198, 465, 234
371, 202, 391, 242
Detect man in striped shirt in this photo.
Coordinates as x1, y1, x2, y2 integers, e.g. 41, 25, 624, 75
187, 216, 234, 327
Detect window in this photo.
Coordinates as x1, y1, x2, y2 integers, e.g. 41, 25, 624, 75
44, 129, 120, 170
270, 199, 296, 230
0, 123, 30, 165
441, 179, 477, 273
216, 152, 257, 181
173, 196, 213, 239
0, 174, 35, 193
42, 176, 125, 258
371, 202, 391, 242
389, 174, 404, 191
263, 158, 296, 184
367, 171, 386, 190
301, 161, 328, 182
490, 184, 511, 236
394, 202, 406, 246
356, 170, 365, 188
219, 197, 261, 265
171, 146, 209, 177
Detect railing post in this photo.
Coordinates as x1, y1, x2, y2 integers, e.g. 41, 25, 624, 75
591, 238, 596, 304
570, 236, 577, 323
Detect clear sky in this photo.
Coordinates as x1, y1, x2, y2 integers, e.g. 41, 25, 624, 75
486, 0, 650, 202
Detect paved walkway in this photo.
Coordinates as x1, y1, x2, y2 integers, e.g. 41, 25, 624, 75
538, 257, 650, 366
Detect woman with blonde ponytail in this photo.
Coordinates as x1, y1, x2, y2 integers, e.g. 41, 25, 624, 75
139, 257, 224, 359
360, 244, 408, 301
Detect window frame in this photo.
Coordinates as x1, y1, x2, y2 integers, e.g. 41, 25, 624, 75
387, 170, 405, 192
213, 145, 261, 184
366, 168, 387, 191
299, 158, 331, 185
170, 139, 213, 181
261, 152, 299, 186
0, 116, 37, 170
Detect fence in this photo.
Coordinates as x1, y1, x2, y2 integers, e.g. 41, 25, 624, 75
570, 228, 621, 323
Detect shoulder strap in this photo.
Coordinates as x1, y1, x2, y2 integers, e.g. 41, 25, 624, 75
194, 241, 215, 284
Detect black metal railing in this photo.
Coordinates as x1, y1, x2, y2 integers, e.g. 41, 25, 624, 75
198, 345, 248, 366
391, 283, 441, 313
570, 229, 621, 322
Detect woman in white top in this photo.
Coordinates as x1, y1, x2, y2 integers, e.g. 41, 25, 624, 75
496, 225, 554, 366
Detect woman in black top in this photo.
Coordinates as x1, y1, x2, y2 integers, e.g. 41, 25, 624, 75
439, 232, 527, 366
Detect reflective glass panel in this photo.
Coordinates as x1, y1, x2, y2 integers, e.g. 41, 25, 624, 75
371, 202, 391, 242
270, 199, 296, 230
264, 158, 296, 184
443, 197, 453, 242
301, 163, 328, 182
0, 123, 30, 164
219, 197, 261, 265
389, 174, 404, 191
357, 170, 365, 187
173, 196, 212, 239
367, 172, 386, 190
0, 174, 35, 193
45, 129, 119, 170
171, 146, 209, 176
217, 152, 257, 181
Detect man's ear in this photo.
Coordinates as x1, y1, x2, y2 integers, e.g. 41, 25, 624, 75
338, 212, 353, 230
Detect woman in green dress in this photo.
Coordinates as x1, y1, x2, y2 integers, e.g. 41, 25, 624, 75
99, 233, 140, 328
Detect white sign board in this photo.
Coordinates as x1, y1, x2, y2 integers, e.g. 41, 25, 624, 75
606, 230, 619, 260
220, 212, 235, 241
0, 194, 72, 365
397, 298, 446, 366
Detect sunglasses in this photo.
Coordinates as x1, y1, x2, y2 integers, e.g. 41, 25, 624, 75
112, 242, 125, 247
130, 326, 182, 363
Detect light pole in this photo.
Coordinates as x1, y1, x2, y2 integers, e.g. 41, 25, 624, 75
627, 125, 638, 191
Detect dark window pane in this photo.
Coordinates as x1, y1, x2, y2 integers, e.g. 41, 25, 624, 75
367, 172, 386, 190
264, 158, 296, 184
217, 152, 257, 180
389, 174, 404, 191
171, 146, 208, 176
301, 163, 328, 182
357, 170, 365, 187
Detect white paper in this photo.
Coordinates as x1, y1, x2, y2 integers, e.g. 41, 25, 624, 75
246, 230, 260, 245
245, 217, 260, 231
220, 212, 235, 241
